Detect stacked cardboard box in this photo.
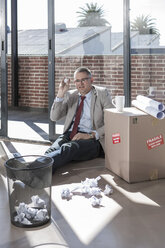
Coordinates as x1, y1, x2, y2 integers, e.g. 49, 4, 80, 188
105, 107, 165, 183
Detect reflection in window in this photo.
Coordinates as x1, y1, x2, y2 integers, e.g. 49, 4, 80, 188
55, 0, 124, 100
130, 0, 165, 104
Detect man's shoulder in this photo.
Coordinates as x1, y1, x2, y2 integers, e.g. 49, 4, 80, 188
92, 85, 108, 93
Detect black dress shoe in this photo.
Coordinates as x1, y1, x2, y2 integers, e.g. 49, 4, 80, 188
44, 146, 57, 154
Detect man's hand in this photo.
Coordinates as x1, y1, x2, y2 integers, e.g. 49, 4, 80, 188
57, 78, 70, 98
71, 132, 95, 141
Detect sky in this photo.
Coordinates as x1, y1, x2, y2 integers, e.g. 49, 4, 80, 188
7, 0, 165, 45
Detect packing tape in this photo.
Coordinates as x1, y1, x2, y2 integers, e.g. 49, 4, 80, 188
150, 169, 158, 180
152, 118, 159, 126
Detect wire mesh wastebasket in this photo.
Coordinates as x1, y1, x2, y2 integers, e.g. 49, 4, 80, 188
4, 155, 54, 227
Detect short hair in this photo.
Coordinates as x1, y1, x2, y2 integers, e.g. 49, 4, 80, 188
74, 67, 92, 79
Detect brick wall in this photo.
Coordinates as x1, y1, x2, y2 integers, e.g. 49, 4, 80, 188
8, 56, 48, 108
7, 54, 165, 109
131, 55, 165, 101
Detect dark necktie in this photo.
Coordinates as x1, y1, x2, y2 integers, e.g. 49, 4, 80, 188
70, 96, 86, 139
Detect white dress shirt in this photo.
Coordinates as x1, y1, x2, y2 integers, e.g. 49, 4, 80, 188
55, 90, 99, 139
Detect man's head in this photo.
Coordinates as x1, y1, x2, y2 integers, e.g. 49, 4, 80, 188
74, 67, 93, 96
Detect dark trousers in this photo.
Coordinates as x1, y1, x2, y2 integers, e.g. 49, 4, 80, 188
44, 132, 103, 174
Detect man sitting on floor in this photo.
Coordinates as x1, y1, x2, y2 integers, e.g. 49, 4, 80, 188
45, 67, 112, 173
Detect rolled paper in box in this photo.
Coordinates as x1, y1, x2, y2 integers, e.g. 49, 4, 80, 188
136, 95, 165, 111
132, 100, 164, 119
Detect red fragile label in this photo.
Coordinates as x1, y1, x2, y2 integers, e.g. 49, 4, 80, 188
112, 133, 121, 144
146, 134, 164, 150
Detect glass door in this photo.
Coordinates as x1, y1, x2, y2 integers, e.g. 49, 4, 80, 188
0, 0, 8, 136
130, 0, 165, 104
54, 0, 124, 134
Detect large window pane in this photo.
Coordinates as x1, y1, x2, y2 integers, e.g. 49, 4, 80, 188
55, 0, 124, 133
0, 15, 2, 129
130, 0, 165, 104
0, 0, 7, 134
7, 0, 49, 141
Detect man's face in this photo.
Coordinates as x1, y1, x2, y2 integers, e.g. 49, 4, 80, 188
74, 72, 93, 95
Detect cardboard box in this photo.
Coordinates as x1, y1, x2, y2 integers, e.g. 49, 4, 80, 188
104, 107, 165, 183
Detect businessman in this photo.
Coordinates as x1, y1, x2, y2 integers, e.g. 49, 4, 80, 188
45, 67, 112, 173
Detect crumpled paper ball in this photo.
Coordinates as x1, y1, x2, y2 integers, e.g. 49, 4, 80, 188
31, 195, 45, 208
61, 188, 73, 198
81, 176, 101, 188
104, 184, 113, 195
14, 195, 48, 225
60, 177, 113, 207
90, 196, 101, 207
